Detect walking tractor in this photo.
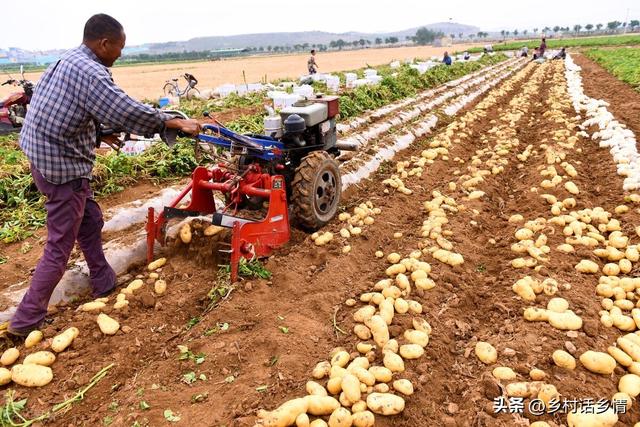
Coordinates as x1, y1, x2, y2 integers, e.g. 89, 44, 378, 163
146, 95, 350, 281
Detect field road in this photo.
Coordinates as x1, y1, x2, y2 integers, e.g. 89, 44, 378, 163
0, 44, 479, 101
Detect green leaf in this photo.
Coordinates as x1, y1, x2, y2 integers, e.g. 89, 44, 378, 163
256, 385, 268, 392
139, 400, 150, 410
279, 326, 289, 334
182, 372, 197, 384
164, 409, 181, 422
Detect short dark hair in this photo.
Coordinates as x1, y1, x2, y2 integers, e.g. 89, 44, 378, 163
83, 14, 123, 41
310, 49, 316, 54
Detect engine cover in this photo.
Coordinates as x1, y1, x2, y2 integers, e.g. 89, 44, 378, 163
280, 102, 328, 128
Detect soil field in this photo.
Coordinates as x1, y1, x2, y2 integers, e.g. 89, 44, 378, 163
0, 45, 477, 101
3, 56, 640, 427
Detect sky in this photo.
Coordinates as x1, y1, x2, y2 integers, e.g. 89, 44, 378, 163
3, 0, 639, 51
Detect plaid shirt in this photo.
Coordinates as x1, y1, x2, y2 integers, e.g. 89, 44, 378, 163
20, 44, 172, 184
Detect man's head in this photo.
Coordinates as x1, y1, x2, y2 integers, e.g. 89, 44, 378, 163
83, 14, 126, 67
311, 49, 316, 55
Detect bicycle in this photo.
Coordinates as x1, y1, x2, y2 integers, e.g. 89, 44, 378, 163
163, 73, 200, 99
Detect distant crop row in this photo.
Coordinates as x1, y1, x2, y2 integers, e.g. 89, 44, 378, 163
585, 48, 640, 91
468, 35, 640, 53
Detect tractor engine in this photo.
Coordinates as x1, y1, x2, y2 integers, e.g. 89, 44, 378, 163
265, 95, 339, 151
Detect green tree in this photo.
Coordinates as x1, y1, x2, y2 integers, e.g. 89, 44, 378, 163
375, 37, 382, 44
596, 23, 603, 31
414, 27, 443, 45
553, 26, 560, 33
585, 24, 593, 32
607, 21, 622, 31
533, 28, 539, 34
630, 20, 640, 30
514, 29, 519, 36
573, 24, 582, 33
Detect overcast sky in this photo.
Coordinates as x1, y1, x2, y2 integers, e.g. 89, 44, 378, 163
4, 0, 639, 50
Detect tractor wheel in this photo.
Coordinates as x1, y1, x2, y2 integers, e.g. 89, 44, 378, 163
291, 151, 341, 230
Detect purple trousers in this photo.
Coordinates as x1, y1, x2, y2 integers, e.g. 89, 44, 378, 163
10, 166, 115, 331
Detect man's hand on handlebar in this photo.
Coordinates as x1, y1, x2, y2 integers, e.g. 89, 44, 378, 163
165, 118, 201, 136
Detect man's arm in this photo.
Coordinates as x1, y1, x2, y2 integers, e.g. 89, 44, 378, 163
86, 74, 199, 136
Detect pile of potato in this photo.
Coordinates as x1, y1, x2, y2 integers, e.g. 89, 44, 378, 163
0, 327, 78, 387
420, 192, 464, 267
256, 242, 435, 426
333, 202, 381, 253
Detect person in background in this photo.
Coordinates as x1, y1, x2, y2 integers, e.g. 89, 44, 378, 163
520, 46, 529, 57
463, 51, 471, 60
307, 49, 318, 74
9, 13, 200, 336
553, 47, 567, 60
442, 51, 452, 66
538, 37, 547, 57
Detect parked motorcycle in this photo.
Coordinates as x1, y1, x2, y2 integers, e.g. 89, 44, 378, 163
0, 66, 34, 134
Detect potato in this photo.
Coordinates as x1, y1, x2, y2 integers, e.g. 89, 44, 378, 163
11, 364, 53, 387
578, 351, 615, 375
312, 361, 331, 379
619, 374, 640, 397
330, 366, 348, 379
404, 330, 429, 347
512, 280, 536, 301
612, 392, 632, 411
475, 341, 497, 364
387, 253, 401, 264
492, 367, 517, 381
114, 300, 129, 310
96, 313, 120, 335
353, 325, 371, 341
538, 384, 559, 406
349, 366, 375, 386
618, 337, 640, 361
567, 406, 618, 427
147, 257, 166, 271
127, 279, 144, 292
353, 306, 376, 324
523, 307, 549, 322
366, 393, 405, 415
365, 315, 389, 348
341, 374, 361, 404
412, 318, 432, 334
352, 410, 375, 427
548, 311, 582, 330
385, 264, 406, 277
25, 330, 43, 349
51, 327, 79, 352
309, 420, 328, 427
399, 344, 424, 359
258, 397, 309, 427
406, 300, 422, 315
575, 259, 599, 273
0, 367, 11, 385
393, 379, 414, 395
356, 343, 373, 354
203, 224, 224, 236
553, 350, 576, 370
327, 377, 342, 395
1, 348, 20, 366
179, 223, 192, 244
608, 346, 633, 367
79, 301, 106, 312
23, 351, 56, 367
368, 366, 393, 383
351, 401, 367, 413
328, 407, 352, 427
505, 381, 543, 398
529, 368, 546, 381
305, 396, 340, 416
374, 251, 384, 258
394, 298, 409, 314
306, 381, 328, 396
383, 351, 405, 373
547, 297, 569, 313
154, 280, 167, 295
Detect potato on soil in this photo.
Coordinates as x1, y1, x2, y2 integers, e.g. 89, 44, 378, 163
567, 406, 618, 427
579, 351, 616, 375
97, 313, 120, 335
258, 397, 308, 427
312, 361, 331, 379
179, 223, 192, 244
352, 410, 375, 427
0, 367, 11, 385
147, 257, 166, 271
154, 279, 167, 295
366, 393, 405, 415
1, 348, 19, 366
552, 350, 576, 370
24, 330, 43, 348
11, 364, 53, 387
305, 395, 340, 415
475, 341, 497, 364
328, 407, 352, 427
23, 351, 56, 367
51, 327, 79, 352
393, 379, 414, 395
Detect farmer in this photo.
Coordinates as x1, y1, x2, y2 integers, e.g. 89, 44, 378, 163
307, 49, 318, 74
553, 47, 567, 60
442, 51, 452, 66
520, 46, 529, 57
538, 37, 547, 57
9, 13, 200, 336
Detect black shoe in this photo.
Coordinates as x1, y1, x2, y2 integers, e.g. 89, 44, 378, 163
7, 324, 40, 337
94, 283, 116, 298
